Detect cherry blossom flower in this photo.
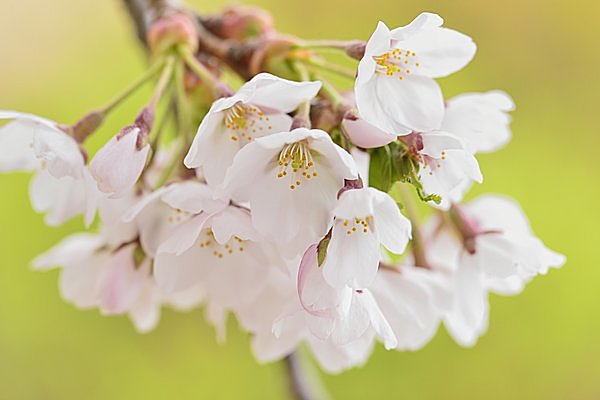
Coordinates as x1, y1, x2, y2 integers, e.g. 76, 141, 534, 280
321, 187, 412, 289
218, 128, 358, 255
154, 204, 279, 338
423, 194, 565, 346
0, 111, 98, 225
403, 131, 482, 209
355, 13, 476, 135
32, 235, 173, 333
184, 73, 322, 186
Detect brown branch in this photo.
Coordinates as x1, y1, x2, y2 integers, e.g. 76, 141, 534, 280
284, 352, 324, 400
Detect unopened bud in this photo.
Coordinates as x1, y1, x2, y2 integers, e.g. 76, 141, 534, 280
345, 40, 366, 60
204, 5, 274, 40
147, 13, 198, 55
60, 110, 105, 143
341, 109, 397, 148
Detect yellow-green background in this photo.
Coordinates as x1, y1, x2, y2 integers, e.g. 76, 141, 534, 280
0, 0, 598, 398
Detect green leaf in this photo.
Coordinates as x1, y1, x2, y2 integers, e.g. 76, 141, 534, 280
369, 145, 399, 192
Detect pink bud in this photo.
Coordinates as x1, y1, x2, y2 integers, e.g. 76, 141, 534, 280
90, 126, 150, 197
341, 110, 397, 148
147, 13, 198, 55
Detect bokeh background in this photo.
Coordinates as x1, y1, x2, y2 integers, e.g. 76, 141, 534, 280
1, 0, 598, 398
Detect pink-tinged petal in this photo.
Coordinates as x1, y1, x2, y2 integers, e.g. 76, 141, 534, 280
237, 72, 322, 112
29, 170, 88, 226
154, 245, 207, 293
161, 181, 227, 214
122, 186, 172, 222
322, 220, 381, 289
31, 233, 103, 271
342, 115, 397, 148
128, 271, 162, 333
97, 246, 147, 315
357, 74, 444, 133
389, 12, 444, 41
157, 213, 211, 256
399, 27, 476, 78
209, 206, 259, 243
298, 244, 346, 319
206, 302, 228, 342
0, 120, 38, 172
371, 188, 412, 254
90, 128, 150, 197
442, 91, 514, 153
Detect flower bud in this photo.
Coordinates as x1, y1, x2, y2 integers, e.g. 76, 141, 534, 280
90, 108, 153, 197
344, 40, 366, 60
203, 5, 274, 40
341, 109, 397, 148
147, 13, 198, 55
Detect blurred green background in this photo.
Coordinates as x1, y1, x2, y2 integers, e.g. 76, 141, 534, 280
1, 0, 598, 398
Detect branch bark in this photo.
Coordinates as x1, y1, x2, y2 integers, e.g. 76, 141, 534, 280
284, 352, 322, 400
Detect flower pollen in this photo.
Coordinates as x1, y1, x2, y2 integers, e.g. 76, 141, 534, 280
198, 230, 246, 259
276, 141, 318, 190
373, 48, 420, 80
224, 102, 271, 144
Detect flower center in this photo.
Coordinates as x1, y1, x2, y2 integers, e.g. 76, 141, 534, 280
373, 48, 420, 80
198, 229, 246, 259
167, 207, 192, 223
276, 141, 318, 190
224, 102, 272, 144
419, 151, 447, 176
342, 216, 373, 235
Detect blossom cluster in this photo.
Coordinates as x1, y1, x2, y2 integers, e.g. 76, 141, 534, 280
0, 11, 564, 373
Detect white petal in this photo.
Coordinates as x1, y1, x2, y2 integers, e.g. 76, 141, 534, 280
357, 74, 444, 133
31, 233, 103, 271
29, 170, 88, 226
398, 27, 476, 78
355, 289, 397, 350
357, 21, 392, 85
322, 219, 381, 289
390, 13, 444, 40
33, 128, 84, 179
0, 120, 38, 172
184, 107, 224, 169
237, 72, 322, 113
443, 261, 489, 347
371, 188, 412, 254
442, 91, 514, 153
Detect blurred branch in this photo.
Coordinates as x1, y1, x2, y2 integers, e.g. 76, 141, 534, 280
284, 352, 329, 400
121, 0, 183, 44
